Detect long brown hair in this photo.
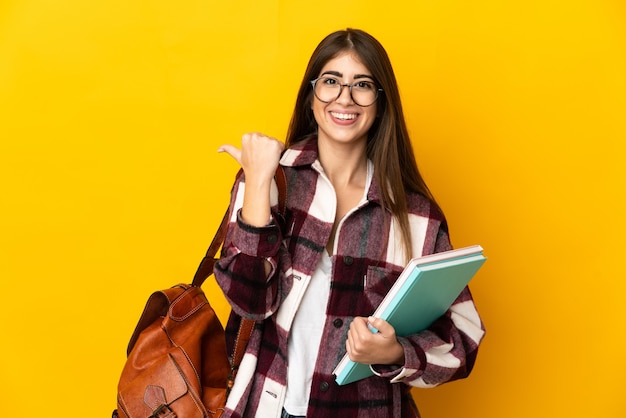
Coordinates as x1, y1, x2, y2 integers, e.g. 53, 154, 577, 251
285, 28, 439, 259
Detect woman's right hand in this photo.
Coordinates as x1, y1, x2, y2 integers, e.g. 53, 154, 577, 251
218, 133, 284, 227
219, 132, 284, 182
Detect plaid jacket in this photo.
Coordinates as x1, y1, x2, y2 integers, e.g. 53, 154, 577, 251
215, 137, 485, 418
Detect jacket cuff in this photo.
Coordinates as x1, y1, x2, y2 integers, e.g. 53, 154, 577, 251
233, 209, 282, 257
370, 337, 425, 383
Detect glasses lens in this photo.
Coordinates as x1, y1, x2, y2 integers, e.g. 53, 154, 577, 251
313, 76, 379, 106
351, 80, 378, 106
314, 77, 341, 103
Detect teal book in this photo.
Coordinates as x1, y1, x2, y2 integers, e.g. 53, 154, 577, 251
332, 245, 487, 385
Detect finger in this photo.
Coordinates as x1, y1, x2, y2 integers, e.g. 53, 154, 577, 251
367, 316, 395, 338
347, 319, 376, 362
350, 318, 374, 350
242, 132, 269, 146
350, 317, 369, 336
217, 144, 242, 165
346, 328, 364, 361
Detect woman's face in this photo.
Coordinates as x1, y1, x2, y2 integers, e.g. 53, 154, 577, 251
312, 52, 378, 148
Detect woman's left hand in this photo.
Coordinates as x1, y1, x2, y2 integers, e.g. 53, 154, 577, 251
346, 316, 405, 365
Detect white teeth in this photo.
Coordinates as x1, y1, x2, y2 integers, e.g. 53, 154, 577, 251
331, 112, 357, 120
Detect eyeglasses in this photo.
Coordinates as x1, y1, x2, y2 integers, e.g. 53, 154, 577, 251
310, 75, 382, 107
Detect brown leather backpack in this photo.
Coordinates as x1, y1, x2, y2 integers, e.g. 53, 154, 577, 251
114, 167, 286, 418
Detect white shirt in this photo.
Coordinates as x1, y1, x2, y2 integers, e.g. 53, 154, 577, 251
284, 161, 373, 415
283, 250, 331, 416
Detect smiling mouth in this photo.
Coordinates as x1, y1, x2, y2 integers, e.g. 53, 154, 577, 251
330, 111, 358, 121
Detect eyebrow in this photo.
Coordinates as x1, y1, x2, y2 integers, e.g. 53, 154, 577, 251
320, 70, 375, 81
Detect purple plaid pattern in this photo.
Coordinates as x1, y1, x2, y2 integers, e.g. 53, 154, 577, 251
214, 137, 485, 418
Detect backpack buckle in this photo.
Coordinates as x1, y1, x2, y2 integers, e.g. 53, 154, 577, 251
149, 404, 176, 418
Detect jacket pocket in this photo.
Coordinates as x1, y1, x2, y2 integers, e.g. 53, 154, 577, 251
363, 265, 402, 313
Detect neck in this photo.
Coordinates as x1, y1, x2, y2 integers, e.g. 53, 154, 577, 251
317, 138, 368, 188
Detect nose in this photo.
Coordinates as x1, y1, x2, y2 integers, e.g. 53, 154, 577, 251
336, 84, 355, 105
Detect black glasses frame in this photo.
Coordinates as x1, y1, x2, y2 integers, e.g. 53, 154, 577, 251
310, 76, 383, 107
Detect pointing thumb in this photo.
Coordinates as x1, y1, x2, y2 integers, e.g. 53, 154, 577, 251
217, 144, 242, 165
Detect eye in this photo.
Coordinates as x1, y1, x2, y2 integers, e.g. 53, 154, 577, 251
322, 76, 339, 85
354, 81, 374, 90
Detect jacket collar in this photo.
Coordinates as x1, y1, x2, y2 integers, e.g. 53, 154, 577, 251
279, 135, 319, 168
280, 135, 384, 206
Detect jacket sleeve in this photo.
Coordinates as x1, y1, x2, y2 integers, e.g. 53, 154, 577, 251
213, 172, 287, 320
371, 225, 486, 387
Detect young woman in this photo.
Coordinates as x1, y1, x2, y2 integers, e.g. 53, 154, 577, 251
216, 28, 485, 418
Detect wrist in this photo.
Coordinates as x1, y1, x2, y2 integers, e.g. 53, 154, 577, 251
241, 180, 272, 227
388, 341, 405, 365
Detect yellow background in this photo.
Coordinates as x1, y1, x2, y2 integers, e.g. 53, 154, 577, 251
1, 0, 625, 417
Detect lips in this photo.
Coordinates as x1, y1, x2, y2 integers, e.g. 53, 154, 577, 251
330, 111, 358, 121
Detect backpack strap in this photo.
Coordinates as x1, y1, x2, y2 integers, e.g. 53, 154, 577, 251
192, 166, 287, 389
192, 166, 287, 287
